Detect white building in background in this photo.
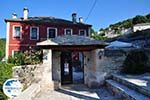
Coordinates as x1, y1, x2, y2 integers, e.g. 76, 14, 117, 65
133, 23, 150, 32
98, 22, 150, 38
121, 27, 132, 35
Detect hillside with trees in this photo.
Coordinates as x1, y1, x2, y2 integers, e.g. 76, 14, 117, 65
92, 13, 150, 40
108, 14, 149, 30
100, 13, 150, 32
0, 38, 6, 61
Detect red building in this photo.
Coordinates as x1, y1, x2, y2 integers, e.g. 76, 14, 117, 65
5, 8, 92, 59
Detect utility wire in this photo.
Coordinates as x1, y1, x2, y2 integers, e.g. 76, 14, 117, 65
85, 0, 98, 22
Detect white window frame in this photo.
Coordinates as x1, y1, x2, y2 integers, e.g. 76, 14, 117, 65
47, 27, 57, 39
12, 25, 22, 39
79, 29, 86, 36
30, 26, 39, 40
64, 28, 73, 35
88, 27, 91, 37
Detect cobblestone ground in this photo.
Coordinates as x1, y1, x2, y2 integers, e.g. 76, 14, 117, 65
34, 84, 118, 100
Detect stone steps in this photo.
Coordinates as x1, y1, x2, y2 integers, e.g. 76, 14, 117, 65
112, 74, 150, 97
106, 80, 150, 100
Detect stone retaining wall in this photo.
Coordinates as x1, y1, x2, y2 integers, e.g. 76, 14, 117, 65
99, 49, 127, 74
13, 64, 40, 89
99, 48, 150, 74
94, 48, 150, 86
83, 49, 126, 88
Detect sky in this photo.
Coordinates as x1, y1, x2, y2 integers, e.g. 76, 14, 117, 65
0, 0, 150, 38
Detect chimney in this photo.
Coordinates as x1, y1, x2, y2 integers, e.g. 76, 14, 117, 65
72, 13, 77, 24
12, 13, 17, 19
79, 17, 83, 23
23, 7, 29, 20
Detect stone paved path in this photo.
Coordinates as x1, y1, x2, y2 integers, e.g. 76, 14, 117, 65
34, 84, 118, 100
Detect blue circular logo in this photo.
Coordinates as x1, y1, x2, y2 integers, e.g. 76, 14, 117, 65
3, 79, 23, 98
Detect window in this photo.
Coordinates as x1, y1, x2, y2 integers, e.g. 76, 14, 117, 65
47, 28, 57, 38
30, 27, 39, 40
65, 28, 72, 35
79, 30, 86, 36
13, 26, 21, 38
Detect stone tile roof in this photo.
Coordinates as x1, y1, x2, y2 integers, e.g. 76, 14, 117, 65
37, 35, 108, 46
5, 16, 91, 26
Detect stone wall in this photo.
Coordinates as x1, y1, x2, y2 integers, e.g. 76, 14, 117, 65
84, 50, 96, 87
13, 65, 38, 89
13, 49, 59, 91
42, 49, 126, 88
83, 49, 128, 88
98, 49, 127, 74
13, 48, 142, 89
92, 48, 150, 87
13, 48, 150, 91
52, 51, 61, 82
95, 49, 127, 85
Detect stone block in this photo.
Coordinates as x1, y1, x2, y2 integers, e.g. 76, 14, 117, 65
87, 79, 100, 88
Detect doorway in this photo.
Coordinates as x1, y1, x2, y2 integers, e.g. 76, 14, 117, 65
61, 51, 84, 85
72, 52, 84, 84
61, 52, 73, 85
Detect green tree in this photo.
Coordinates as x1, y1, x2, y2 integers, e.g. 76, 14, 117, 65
0, 39, 6, 61
0, 51, 2, 60
91, 28, 95, 34
133, 15, 147, 25
91, 32, 107, 40
122, 50, 149, 74
121, 19, 133, 28
99, 28, 104, 32
146, 14, 150, 22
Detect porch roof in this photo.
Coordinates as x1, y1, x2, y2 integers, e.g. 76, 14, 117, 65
37, 35, 108, 51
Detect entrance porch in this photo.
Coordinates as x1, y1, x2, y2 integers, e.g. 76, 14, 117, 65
37, 35, 107, 89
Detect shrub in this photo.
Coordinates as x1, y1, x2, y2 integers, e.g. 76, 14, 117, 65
14, 52, 25, 65
8, 53, 24, 66
122, 50, 149, 74
7, 49, 42, 65
0, 51, 2, 61
7, 56, 15, 64
24, 50, 42, 65
0, 63, 14, 100
0, 39, 6, 61
0, 63, 14, 82
0, 92, 7, 100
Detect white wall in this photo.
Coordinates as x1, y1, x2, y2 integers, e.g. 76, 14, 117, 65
83, 50, 107, 88
6, 22, 10, 60
133, 25, 150, 32
41, 49, 56, 90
